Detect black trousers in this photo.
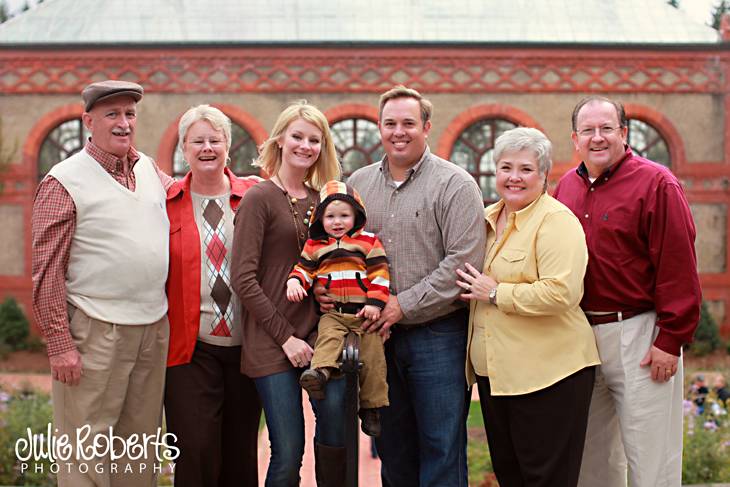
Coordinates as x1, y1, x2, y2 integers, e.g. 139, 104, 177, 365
165, 341, 262, 487
476, 366, 595, 487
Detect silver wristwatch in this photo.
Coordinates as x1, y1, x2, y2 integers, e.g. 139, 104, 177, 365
488, 287, 497, 305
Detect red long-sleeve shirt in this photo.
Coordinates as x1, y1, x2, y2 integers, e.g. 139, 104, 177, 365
31, 141, 173, 356
553, 147, 701, 356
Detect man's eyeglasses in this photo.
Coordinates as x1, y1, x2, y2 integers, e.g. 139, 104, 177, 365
576, 126, 623, 138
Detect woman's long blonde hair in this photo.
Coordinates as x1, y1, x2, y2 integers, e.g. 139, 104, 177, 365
255, 100, 341, 190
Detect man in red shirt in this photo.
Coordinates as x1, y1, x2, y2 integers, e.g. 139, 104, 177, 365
554, 95, 701, 487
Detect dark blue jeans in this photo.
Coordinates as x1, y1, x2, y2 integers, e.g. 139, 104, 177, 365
254, 368, 345, 487
376, 310, 470, 487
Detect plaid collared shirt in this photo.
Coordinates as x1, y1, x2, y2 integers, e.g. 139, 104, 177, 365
347, 147, 486, 324
31, 140, 173, 356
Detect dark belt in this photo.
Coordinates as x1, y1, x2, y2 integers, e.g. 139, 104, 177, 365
333, 302, 364, 314
584, 309, 650, 326
396, 307, 468, 330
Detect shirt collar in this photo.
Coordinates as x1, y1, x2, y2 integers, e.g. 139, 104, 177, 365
484, 192, 547, 233
576, 144, 632, 183
170, 166, 247, 200
84, 138, 140, 174
380, 146, 431, 185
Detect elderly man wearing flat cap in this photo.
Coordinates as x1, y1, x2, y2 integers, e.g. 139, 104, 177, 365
32, 80, 174, 486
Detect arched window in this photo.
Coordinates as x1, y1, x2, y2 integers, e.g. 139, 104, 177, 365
627, 119, 671, 168
38, 118, 89, 180
173, 122, 259, 178
330, 118, 383, 176
449, 118, 517, 202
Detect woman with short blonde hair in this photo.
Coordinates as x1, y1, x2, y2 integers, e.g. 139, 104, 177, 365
165, 104, 262, 487
457, 127, 600, 487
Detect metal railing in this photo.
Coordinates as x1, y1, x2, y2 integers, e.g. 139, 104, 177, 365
339, 331, 362, 487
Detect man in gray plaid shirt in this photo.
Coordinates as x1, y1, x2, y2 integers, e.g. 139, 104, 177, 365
347, 85, 486, 487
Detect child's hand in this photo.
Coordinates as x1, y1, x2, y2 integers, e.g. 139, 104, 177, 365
287, 279, 307, 302
357, 304, 381, 323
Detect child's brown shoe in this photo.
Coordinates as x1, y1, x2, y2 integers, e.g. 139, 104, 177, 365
358, 408, 381, 437
299, 368, 328, 400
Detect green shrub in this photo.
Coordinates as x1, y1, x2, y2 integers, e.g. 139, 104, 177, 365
0, 297, 29, 351
0, 388, 55, 486
682, 410, 730, 483
0, 341, 12, 360
689, 301, 722, 357
24, 334, 46, 353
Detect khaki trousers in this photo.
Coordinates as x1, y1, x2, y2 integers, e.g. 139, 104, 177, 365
577, 311, 684, 487
310, 311, 388, 408
53, 305, 169, 487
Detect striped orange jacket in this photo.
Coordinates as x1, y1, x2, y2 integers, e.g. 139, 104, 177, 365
288, 181, 390, 308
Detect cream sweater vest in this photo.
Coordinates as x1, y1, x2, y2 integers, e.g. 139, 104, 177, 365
48, 149, 169, 324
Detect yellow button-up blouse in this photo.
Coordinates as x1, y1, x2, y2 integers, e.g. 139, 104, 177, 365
465, 193, 600, 396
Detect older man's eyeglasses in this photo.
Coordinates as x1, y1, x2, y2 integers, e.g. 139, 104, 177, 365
576, 126, 623, 138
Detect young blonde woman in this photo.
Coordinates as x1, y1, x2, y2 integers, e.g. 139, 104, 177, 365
231, 100, 344, 487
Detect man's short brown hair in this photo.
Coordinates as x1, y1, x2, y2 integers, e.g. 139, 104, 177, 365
379, 85, 433, 125
571, 95, 627, 131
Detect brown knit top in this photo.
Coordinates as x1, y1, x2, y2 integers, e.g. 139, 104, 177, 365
231, 179, 320, 378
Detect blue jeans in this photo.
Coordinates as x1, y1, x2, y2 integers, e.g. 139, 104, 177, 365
376, 310, 470, 487
254, 368, 346, 487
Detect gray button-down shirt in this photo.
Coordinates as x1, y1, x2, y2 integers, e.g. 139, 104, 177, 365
348, 147, 486, 324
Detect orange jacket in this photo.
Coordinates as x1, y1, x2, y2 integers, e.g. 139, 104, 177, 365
165, 167, 257, 367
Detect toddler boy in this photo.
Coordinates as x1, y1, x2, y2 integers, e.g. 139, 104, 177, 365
287, 180, 390, 437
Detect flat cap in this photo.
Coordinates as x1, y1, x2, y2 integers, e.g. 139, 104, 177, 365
82, 80, 143, 112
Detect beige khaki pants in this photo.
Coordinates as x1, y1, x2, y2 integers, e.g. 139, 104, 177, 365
52, 305, 169, 487
578, 311, 683, 487
310, 311, 388, 408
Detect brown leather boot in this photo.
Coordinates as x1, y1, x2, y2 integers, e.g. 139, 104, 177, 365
358, 408, 381, 437
314, 442, 346, 487
300, 368, 329, 400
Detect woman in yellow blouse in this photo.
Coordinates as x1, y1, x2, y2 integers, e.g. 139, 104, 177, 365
456, 127, 600, 487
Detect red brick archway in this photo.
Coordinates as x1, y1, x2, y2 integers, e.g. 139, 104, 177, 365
436, 104, 544, 160
1, 104, 84, 329
24, 104, 84, 182
324, 104, 379, 124
624, 102, 686, 174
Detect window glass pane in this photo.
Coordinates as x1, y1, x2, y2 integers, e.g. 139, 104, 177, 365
342, 150, 369, 175
451, 141, 477, 173
479, 175, 498, 202
38, 119, 90, 180
479, 149, 496, 173
330, 118, 383, 176
627, 119, 671, 168
229, 123, 260, 176
449, 118, 516, 203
